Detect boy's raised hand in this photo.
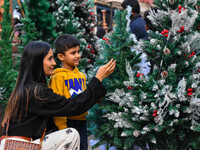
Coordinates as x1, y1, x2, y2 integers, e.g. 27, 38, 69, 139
95, 59, 116, 82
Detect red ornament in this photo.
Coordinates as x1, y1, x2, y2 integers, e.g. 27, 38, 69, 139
88, 59, 91, 62
192, 51, 195, 55
153, 110, 157, 113
187, 88, 193, 92
178, 10, 181, 13
164, 30, 169, 33
91, 50, 95, 54
161, 31, 165, 35
153, 113, 157, 117
136, 73, 141, 77
188, 92, 193, 96
184, 54, 187, 56
89, 7, 92, 9
90, 12, 94, 15
103, 37, 106, 40
165, 34, 168, 37
197, 69, 200, 72
109, 42, 111, 45
180, 26, 184, 31
178, 5, 182, 10
198, 27, 200, 29
82, 2, 85, 5
127, 86, 133, 90
88, 45, 91, 49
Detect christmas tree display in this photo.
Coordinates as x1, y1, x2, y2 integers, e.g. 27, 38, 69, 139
28, 0, 57, 44
193, 1, 200, 32
17, 1, 37, 55
52, 0, 87, 69
91, 0, 200, 149
0, 0, 18, 103
87, 7, 150, 149
72, 0, 98, 72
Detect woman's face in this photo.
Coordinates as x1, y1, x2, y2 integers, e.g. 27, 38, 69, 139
43, 49, 56, 76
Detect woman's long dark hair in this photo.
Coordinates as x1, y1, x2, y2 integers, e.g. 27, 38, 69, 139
2, 41, 51, 126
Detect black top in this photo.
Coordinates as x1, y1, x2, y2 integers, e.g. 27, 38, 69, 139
3, 77, 106, 139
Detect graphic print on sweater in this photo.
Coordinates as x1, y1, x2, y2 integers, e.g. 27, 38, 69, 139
65, 78, 84, 98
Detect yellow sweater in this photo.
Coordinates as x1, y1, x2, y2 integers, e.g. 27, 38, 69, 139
48, 67, 87, 130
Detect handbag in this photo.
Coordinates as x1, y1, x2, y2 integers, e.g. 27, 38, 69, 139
1, 121, 46, 150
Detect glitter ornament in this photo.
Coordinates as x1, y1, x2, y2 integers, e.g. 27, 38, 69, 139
133, 130, 140, 137
163, 48, 171, 55
161, 71, 168, 79
169, 0, 175, 5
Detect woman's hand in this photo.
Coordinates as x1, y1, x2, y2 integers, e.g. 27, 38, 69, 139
95, 59, 116, 82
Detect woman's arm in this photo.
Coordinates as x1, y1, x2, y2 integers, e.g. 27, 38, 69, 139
28, 59, 116, 117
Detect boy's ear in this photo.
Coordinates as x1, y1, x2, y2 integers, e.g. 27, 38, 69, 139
57, 53, 64, 61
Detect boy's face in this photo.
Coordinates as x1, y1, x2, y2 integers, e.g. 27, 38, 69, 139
58, 46, 81, 71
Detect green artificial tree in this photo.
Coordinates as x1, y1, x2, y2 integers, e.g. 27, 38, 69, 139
96, 0, 200, 149
73, 0, 98, 72
0, 0, 18, 104
193, 1, 200, 33
87, 8, 149, 149
17, 1, 37, 55
53, 0, 88, 71
28, 0, 57, 44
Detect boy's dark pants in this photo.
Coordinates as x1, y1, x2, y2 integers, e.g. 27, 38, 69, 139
67, 119, 88, 150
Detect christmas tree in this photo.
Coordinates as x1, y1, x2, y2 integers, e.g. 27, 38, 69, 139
96, 0, 200, 149
0, 0, 18, 103
28, 0, 57, 44
72, 0, 98, 72
87, 7, 150, 149
17, 1, 37, 55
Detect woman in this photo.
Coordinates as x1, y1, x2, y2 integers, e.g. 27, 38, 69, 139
0, 41, 116, 149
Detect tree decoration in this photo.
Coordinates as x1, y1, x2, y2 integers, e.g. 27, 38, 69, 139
161, 70, 168, 79
163, 47, 171, 55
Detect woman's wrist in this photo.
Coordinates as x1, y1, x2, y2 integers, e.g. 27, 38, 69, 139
95, 75, 103, 82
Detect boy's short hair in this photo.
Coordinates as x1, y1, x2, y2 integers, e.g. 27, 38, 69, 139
121, 0, 140, 14
54, 34, 80, 55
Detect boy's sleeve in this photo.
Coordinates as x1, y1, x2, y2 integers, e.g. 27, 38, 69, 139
49, 76, 68, 130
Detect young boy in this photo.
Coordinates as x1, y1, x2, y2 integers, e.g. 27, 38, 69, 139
49, 34, 88, 150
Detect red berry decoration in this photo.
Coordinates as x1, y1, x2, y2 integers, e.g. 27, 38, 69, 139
165, 34, 168, 37
88, 45, 91, 49
187, 88, 193, 92
127, 86, 133, 90
136, 73, 141, 77
178, 5, 182, 10
188, 92, 193, 96
197, 69, 200, 72
88, 59, 91, 62
91, 50, 95, 54
153, 113, 157, 117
